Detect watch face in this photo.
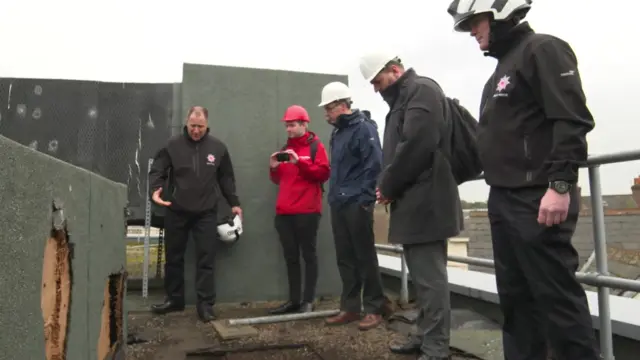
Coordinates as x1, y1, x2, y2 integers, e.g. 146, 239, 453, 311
554, 181, 569, 193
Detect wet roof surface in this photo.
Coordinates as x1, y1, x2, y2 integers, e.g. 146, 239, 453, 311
125, 294, 488, 360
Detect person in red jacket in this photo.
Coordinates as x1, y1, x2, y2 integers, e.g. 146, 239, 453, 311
268, 105, 331, 314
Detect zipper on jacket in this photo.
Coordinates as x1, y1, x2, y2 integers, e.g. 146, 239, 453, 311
523, 136, 532, 182
195, 144, 201, 177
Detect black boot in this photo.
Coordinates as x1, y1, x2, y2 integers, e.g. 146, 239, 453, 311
389, 336, 421, 354
150, 298, 185, 315
417, 355, 450, 360
196, 303, 216, 322
299, 302, 315, 313
269, 301, 301, 315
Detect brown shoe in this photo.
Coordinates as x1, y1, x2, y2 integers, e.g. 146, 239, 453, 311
325, 311, 360, 326
358, 313, 383, 330
381, 297, 395, 318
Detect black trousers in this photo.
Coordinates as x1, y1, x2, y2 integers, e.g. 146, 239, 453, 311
163, 208, 218, 306
330, 203, 385, 314
488, 186, 599, 360
274, 213, 321, 304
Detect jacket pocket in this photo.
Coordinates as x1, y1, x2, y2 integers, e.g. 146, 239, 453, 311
334, 187, 360, 202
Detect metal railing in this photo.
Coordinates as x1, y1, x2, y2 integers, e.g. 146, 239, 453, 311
375, 149, 640, 360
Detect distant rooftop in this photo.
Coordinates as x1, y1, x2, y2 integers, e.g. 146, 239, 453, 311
463, 175, 640, 213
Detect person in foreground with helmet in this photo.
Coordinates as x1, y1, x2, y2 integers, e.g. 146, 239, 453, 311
447, 1, 599, 359
359, 53, 461, 359
319, 82, 389, 331
268, 105, 330, 315
148, 105, 242, 323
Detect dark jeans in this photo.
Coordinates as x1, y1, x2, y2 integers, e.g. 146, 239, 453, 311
163, 208, 218, 306
274, 213, 321, 304
330, 202, 385, 314
488, 186, 599, 360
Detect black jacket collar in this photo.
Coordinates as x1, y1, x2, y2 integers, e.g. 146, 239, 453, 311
380, 68, 417, 107
485, 22, 534, 59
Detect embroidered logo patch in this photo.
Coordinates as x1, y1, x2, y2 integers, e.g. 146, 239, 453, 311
496, 75, 510, 92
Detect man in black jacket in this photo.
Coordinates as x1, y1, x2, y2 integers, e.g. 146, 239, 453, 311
359, 53, 462, 360
148, 106, 242, 322
447, 1, 599, 359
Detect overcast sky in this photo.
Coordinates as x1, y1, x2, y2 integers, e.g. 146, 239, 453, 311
1, 0, 638, 202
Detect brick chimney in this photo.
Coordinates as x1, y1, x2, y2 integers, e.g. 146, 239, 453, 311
632, 176, 640, 207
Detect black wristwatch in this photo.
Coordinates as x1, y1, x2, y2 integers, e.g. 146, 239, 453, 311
549, 181, 572, 194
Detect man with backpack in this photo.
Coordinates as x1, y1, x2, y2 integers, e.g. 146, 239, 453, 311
318, 82, 390, 331
359, 53, 465, 360
447, 1, 599, 359
268, 105, 331, 315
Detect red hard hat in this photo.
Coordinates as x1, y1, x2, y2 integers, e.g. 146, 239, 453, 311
282, 105, 310, 122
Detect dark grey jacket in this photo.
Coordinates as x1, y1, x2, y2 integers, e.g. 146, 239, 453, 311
149, 127, 240, 214
378, 69, 462, 244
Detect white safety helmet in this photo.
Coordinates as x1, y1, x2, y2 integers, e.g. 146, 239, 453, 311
318, 82, 352, 107
447, 0, 532, 32
217, 215, 243, 243
358, 51, 400, 83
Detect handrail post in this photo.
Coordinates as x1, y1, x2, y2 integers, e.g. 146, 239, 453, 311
142, 158, 153, 300
588, 165, 615, 360
400, 253, 409, 305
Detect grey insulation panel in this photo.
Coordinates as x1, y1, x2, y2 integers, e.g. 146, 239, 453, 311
0, 135, 128, 360
180, 63, 347, 303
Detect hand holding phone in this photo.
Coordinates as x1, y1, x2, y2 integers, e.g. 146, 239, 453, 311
275, 152, 290, 162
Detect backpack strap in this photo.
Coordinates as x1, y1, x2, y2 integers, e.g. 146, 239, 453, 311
308, 135, 318, 163
306, 134, 325, 194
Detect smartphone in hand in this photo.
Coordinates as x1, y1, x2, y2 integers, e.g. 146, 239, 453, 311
275, 152, 290, 162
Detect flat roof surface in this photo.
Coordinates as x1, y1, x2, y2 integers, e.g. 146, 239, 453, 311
125, 294, 480, 360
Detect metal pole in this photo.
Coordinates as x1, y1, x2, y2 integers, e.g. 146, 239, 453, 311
579, 250, 596, 273
376, 244, 403, 253
375, 244, 497, 267
374, 243, 640, 290
471, 149, 640, 181
620, 276, 640, 298
400, 254, 409, 304
586, 149, 640, 166
142, 158, 153, 300
227, 309, 340, 326
448, 254, 495, 268
575, 272, 640, 292
588, 166, 614, 360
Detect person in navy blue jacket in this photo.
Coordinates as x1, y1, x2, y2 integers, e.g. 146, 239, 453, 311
317, 81, 390, 331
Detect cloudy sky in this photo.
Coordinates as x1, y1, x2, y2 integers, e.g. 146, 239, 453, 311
1, 0, 638, 201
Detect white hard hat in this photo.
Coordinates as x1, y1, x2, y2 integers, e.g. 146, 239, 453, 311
447, 0, 532, 32
217, 215, 243, 243
318, 82, 352, 107
358, 51, 399, 83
